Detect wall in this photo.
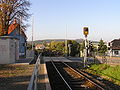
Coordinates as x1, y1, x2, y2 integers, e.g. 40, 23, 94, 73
112, 50, 120, 57
0, 36, 19, 64
8, 27, 27, 57
19, 35, 26, 57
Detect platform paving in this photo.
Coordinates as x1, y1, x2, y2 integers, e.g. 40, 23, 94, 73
38, 58, 51, 90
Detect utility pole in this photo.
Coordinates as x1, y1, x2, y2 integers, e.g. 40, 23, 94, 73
65, 24, 68, 57
32, 17, 34, 51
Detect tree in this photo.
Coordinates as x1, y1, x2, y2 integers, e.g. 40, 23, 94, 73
49, 41, 65, 56
98, 39, 107, 55
67, 40, 80, 57
0, 0, 30, 36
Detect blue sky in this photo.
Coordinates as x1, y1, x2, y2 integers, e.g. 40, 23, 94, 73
27, 0, 120, 42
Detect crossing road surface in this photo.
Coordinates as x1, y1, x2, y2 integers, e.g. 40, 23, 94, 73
44, 57, 95, 64
44, 57, 73, 62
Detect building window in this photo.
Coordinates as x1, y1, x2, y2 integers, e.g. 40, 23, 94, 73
114, 51, 119, 55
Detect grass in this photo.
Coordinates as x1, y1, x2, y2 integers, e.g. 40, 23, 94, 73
0, 64, 34, 90
0, 64, 30, 77
86, 64, 120, 85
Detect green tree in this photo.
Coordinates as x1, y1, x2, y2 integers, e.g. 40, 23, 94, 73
0, 0, 31, 36
98, 39, 107, 55
50, 41, 57, 50
50, 41, 65, 56
42, 41, 47, 47
67, 40, 80, 57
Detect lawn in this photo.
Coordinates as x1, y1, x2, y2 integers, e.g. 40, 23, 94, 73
0, 64, 34, 90
85, 64, 120, 85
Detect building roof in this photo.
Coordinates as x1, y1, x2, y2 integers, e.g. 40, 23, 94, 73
35, 44, 45, 49
8, 20, 27, 39
8, 23, 19, 34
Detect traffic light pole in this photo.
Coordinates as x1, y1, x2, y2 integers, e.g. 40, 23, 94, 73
84, 37, 87, 67
83, 27, 89, 68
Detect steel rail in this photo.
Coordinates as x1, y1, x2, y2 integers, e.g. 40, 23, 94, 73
50, 58, 72, 90
62, 61, 105, 90
54, 57, 105, 89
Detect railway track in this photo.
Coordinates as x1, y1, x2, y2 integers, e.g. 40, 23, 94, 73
46, 57, 110, 90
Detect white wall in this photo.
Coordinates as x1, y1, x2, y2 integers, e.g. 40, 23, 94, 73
0, 36, 19, 64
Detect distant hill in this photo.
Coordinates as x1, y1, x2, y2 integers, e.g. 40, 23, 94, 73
27, 39, 84, 44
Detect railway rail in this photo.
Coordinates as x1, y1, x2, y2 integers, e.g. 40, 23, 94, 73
46, 57, 110, 90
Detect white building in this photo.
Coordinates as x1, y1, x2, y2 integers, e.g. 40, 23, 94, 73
0, 36, 19, 64
108, 39, 120, 57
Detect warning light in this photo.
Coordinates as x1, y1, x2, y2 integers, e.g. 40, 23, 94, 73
83, 27, 89, 37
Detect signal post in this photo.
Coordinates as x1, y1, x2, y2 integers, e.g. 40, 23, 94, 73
83, 27, 89, 67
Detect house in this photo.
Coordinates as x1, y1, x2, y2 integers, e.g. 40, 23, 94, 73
108, 39, 120, 57
8, 20, 27, 58
35, 44, 45, 50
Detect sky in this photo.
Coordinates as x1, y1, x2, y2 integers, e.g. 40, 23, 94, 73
26, 0, 120, 42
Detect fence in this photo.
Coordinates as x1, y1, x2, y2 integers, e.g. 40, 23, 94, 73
96, 56, 120, 65
27, 53, 42, 90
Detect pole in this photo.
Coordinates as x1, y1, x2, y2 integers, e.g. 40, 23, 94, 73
84, 37, 87, 67
65, 24, 68, 57
83, 27, 89, 67
32, 17, 34, 51
68, 44, 71, 57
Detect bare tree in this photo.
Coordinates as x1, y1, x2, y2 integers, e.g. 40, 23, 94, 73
0, 0, 31, 36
